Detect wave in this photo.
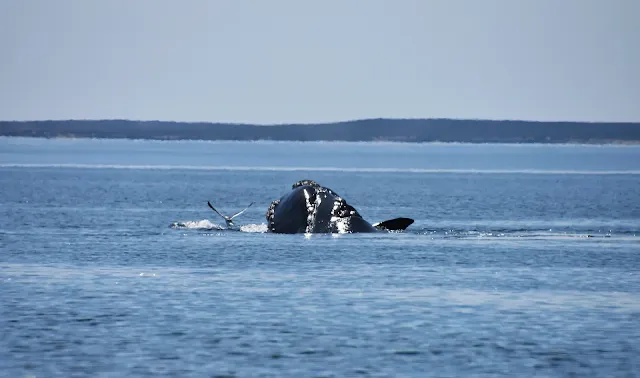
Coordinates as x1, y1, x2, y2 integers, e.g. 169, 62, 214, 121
414, 219, 640, 231
413, 220, 640, 239
415, 228, 637, 240
3, 163, 640, 175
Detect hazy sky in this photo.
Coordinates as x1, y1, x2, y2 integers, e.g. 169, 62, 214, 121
1, 0, 639, 123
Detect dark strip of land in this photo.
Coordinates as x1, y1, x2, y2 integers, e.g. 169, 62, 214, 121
1, 118, 639, 144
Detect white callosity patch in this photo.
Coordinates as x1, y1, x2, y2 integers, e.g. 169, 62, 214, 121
304, 188, 317, 233
307, 188, 358, 233
330, 196, 353, 233
332, 216, 352, 234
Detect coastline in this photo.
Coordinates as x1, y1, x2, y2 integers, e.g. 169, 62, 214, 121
2, 135, 640, 147
1, 118, 640, 145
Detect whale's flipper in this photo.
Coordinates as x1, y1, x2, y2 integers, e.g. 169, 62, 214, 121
372, 217, 414, 231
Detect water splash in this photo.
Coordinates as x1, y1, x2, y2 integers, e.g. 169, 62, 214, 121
169, 220, 223, 230
170, 220, 268, 233
240, 223, 269, 233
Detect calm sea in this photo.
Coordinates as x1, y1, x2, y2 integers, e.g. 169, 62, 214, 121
1, 137, 639, 377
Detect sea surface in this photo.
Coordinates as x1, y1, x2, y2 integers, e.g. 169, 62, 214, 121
1, 137, 639, 377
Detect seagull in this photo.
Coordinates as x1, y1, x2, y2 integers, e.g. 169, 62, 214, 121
207, 201, 254, 228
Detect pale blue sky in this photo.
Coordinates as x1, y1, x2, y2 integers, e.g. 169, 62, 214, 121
1, 0, 639, 123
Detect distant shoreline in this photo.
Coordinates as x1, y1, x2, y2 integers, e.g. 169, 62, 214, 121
1, 118, 639, 144
3, 136, 640, 147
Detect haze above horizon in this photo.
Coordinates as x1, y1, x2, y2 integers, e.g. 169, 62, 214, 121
1, 1, 639, 124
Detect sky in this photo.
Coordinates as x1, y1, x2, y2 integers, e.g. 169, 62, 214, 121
1, 0, 639, 124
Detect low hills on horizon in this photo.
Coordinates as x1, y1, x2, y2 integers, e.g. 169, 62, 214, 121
1, 118, 640, 144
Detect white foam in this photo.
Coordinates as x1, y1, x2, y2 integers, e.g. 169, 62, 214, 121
239, 223, 269, 233
170, 220, 267, 233
2, 163, 640, 175
170, 219, 222, 230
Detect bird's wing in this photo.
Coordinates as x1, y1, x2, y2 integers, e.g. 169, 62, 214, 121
207, 201, 229, 220
230, 202, 254, 219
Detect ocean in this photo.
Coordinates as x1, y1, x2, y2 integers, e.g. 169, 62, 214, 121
1, 137, 639, 377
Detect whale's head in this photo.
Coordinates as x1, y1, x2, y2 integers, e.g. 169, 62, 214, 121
266, 180, 375, 234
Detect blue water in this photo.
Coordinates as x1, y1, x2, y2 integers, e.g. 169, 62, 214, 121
1, 137, 639, 377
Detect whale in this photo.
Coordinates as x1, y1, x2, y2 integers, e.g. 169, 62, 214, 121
265, 180, 414, 234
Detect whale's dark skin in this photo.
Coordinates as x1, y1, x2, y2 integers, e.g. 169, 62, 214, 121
265, 180, 414, 234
